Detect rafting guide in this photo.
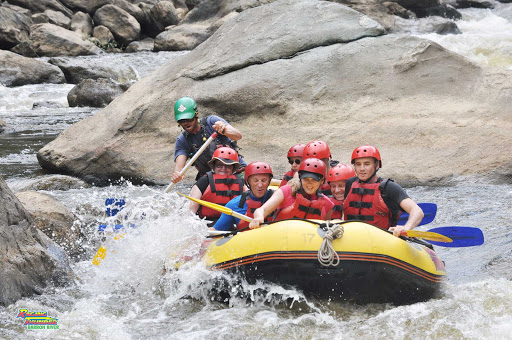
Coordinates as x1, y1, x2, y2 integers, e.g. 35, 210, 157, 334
16, 309, 59, 330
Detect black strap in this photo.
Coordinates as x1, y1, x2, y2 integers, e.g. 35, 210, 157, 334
333, 205, 343, 212
215, 178, 239, 185
346, 214, 374, 221
298, 205, 321, 216
349, 201, 373, 209
352, 188, 375, 195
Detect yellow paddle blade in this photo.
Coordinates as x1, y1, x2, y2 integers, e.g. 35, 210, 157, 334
178, 192, 233, 215
405, 230, 453, 243
92, 245, 107, 265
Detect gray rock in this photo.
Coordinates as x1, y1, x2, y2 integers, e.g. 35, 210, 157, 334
59, 0, 108, 14
154, 24, 209, 51
36, 0, 512, 186
44, 9, 72, 29
0, 6, 32, 50
0, 2, 33, 17
93, 25, 115, 46
0, 50, 66, 86
0, 119, 6, 133
10, 41, 38, 57
7, 0, 73, 17
454, 0, 495, 8
0, 175, 74, 307
93, 5, 141, 47
31, 13, 51, 25
150, 1, 180, 32
11, 175, 89, 192
111, 0, 145, 24
125, 37, 154, 52
70, 11, 94, 38
67, 78, 130, 107
29, 23, 103, 57
393, 16, 461, 35
48, 56, 138, 84
16, 191, 83, 259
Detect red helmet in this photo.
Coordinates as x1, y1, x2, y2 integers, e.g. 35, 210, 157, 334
327, 164, 356, 183
298, 158, 326, 182
208, 147, 240, 170
287, 144, 306, 158
304, 140, 331, 159
244, 161, 273, 183
351, 145, 382, 168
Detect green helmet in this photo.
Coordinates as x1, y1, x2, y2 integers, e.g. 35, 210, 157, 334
174, 97, 198, 121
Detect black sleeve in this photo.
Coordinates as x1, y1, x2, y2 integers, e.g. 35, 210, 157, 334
344, 176, 358, 199
195, 175, 210, 194
381, 180, 410, 213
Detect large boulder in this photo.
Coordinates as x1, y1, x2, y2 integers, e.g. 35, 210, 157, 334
44, 9, 72, 29
70, 11, 94, 38
0, 50, 66, 87
36, 0, 512, 186
7, 0, 74, 17
0, 6, 32, 50
29, 23, 103, 57
16, 191, 83, 259
93, 5, 141, 47
48, 56, 138, 84
154, 24, 210, 51
67, 78, 131, 107
0, 175, 73, 306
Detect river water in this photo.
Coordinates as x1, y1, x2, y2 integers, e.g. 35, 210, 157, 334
1, 5, 512, 340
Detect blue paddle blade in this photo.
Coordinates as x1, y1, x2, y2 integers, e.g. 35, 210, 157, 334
398, 203, 437, 226
105, 198, 126, 217
427, 226, 484, 247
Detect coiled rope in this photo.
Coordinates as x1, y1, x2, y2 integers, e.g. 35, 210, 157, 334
317, 221, 344, 267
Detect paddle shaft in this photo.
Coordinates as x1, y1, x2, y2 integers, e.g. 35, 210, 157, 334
165, 131, 218, 193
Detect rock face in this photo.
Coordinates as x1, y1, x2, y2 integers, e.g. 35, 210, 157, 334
36, 0, 512, 186
0, 175, 73, 307
0, 49, 65, 86
29, 23, 102, 57
16, 191, 83, 258
68, 78, 130, 107
0, 6, 32, 50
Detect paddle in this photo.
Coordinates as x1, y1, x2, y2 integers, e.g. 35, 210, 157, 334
425, 226, 484, 247
165, 131, 218, 193
400, 230, 452, 243
92, 198, 127, 266
177, 192, 253, 222
398, 203, 437, 226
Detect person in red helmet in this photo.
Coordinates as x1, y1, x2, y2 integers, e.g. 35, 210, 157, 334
249, 158, 334, 229
188, 147, 245, 225
212, 161, 276, 231
280, 143, 306, 187
326, 164, 356, 219
303, 140, 340, 195
343, 145, 424, 237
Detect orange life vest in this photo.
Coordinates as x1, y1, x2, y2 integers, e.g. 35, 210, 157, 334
236, 190, 275, 230
276, 192, 330, 220
199, 172, 244, 219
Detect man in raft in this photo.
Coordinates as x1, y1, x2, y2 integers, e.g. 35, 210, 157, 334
343, 145, 424, 237
188, 147, 245, 226
170, 96, 247, 182
279, 143, 306, 187
212, 161, 275, 231
249, 158, 334, 229
326, 164, 356, 219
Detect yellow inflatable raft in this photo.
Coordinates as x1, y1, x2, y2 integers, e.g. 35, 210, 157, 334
202, 219, 446, 305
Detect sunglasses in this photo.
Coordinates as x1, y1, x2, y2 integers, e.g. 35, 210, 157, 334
178, 118, 195, 124
288, 159, 301, 165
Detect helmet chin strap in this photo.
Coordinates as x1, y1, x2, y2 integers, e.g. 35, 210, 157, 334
360, 165, 379, 184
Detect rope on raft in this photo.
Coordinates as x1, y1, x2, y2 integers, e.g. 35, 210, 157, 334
317, 221, 344, 267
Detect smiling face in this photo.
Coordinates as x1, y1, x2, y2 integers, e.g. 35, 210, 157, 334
301, 177, 322, 195
248, 174, 271, 198
353, 157, 379, 183
214, 162, 234, 176
178, 116, 199, 134
329, 180, 347, 201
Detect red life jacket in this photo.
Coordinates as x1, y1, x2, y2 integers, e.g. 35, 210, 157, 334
276, 191, 330, 220
199, 172, 244, 219
328, 196, 344, 219
236, 190, 275, 230
343, 179, 397, 230
319, 182, 332, 196
280, 170, 295, 187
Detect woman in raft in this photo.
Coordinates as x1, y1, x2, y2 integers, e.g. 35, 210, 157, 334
249, 158, 334, 229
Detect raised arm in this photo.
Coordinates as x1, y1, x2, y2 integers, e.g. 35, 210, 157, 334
212, 121, 243, 141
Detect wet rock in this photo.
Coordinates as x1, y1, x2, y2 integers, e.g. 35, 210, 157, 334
12, 175, 89, 191
67, 78, 130, 107
48, 56, 138, 84
93, 5, 141, 47
0, 50, 66, 87
29, 23, 103, 57
154, 24, 210, 51
0, 175, 74, 307
393, 16, 461, 35
0, 6, 32, 50
16, 191, 83, 259
7, 0, 73, 18
93, 25, 115, 47
0, 119, 6, 133
44, 9, 72, 29
70, 11, 94, 38
32, 101, 66, 109
453, 0, 495, 8
125, 37, 154, 52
